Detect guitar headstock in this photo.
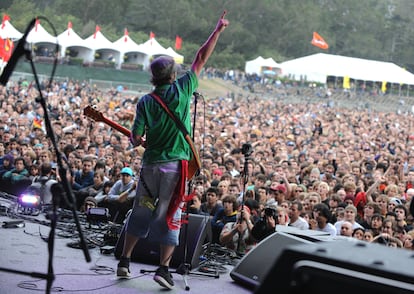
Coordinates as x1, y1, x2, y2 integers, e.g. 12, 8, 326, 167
83, 105, 104, 122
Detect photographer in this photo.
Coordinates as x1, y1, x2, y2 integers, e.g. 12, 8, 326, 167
219, 206, 255, 254
251, 203, 278, 242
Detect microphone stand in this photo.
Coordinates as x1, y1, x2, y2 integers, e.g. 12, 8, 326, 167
173, 92, 219, 290
0, 17, 90, 294
237, 143, 253, 255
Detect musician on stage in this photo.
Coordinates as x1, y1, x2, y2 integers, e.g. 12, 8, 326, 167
116, 11, 229, 290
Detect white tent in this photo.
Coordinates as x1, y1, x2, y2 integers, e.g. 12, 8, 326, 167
57, 28, 93, 63
139, 38, 181, 69
280, 53, 414, 85
26, 22, 57, 45
84, 30, 121, 67
0, 20, 22, 40
113, 34, 147, 67
26, 22, 59, 59
165, 47, 184, 64
245, 56, 282, 76
139, 38, 169, 56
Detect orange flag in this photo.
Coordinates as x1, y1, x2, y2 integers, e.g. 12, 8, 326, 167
311, 32, 329, 50
175, 35, 182, 50
35, 18, 39, 32
149, 31, 155, 39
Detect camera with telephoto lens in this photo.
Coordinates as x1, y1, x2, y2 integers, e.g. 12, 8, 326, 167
264, 207, 277, 220
241, 142, 253, 157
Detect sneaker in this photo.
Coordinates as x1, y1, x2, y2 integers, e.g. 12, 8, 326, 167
117, 257, 130, 278
153, 266, 174, 289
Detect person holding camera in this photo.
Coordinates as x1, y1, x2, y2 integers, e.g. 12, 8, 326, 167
219, 206, 255, 254
251, 203, 278, 242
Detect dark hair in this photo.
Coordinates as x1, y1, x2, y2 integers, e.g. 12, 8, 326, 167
150, 56, 178, 86
206, 186, 218, 195
103, 181, 114, 189
371, 213, 384, 222
313, 203, 331, 220
222, 194, 238, 211
244, 198, 260, 211
394, 204, 407, 216
352, 227, 365, 236
40, 162, 52, 176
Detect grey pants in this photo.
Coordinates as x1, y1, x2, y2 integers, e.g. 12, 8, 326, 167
125, 161, 182, 246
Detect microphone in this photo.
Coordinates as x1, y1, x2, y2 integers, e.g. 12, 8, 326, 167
0, 18, 36, 86
193, 92, 202, 99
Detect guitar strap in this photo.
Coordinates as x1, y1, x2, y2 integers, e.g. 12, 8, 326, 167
149, 92, 191, 139
149, 92, 200, 173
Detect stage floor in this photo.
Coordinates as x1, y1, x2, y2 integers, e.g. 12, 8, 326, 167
0, 209, 252, 294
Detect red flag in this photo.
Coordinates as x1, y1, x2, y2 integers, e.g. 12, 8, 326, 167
311, 32, 329, 50
124, 28, 128, 42
94, 25, 100, 39
35, 19, 39, 32
0, 38, 13, 62
150, 31, 155, 39
0, 38, 4, 60
175, 35, 182, 50
1, 14, 10, 29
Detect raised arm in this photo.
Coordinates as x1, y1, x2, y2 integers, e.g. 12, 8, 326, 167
191, 10, 229, 76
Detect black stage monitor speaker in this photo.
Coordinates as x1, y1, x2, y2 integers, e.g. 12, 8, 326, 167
255, 240, 414, 294
115, 213, 211, 269
230, 230, 327, 290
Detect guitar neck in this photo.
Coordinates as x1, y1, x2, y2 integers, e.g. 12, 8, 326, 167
101, 117, 131, 137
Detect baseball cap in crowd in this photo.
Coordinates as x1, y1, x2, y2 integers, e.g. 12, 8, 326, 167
287, 141, 295, 147
212, 169, 223, 176
274, 184, 286, 194
120, 167, 134, 176
344, 195, 355, 205
389, 197, 402, 205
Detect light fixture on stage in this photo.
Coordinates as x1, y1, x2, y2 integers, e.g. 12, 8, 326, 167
18, 193, 41, 215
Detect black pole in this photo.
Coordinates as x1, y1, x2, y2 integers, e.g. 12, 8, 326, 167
0, 17, 91, 293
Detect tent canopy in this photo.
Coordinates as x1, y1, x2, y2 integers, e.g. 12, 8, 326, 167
245, 56, 282, 76
3, 19, 186, 70
57, 28, 93, 62
0, 20, 22, 40
113, 35, 148, 66
165, 47, 184, 64
26, 23, 57, 44
84, 30, 121, 65
280, 53, 414, 85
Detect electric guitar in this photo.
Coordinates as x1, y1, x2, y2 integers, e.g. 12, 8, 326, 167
83, 105, 201, 180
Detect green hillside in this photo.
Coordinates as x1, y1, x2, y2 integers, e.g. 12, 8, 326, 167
14, 60, 152, 85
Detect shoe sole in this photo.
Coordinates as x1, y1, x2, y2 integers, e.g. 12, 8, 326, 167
117, 267, 131, 278
154, 275, 174, 290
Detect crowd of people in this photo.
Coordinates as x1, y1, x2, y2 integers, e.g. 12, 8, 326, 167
1, 72, 413, 249
2, 36, 414, 288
